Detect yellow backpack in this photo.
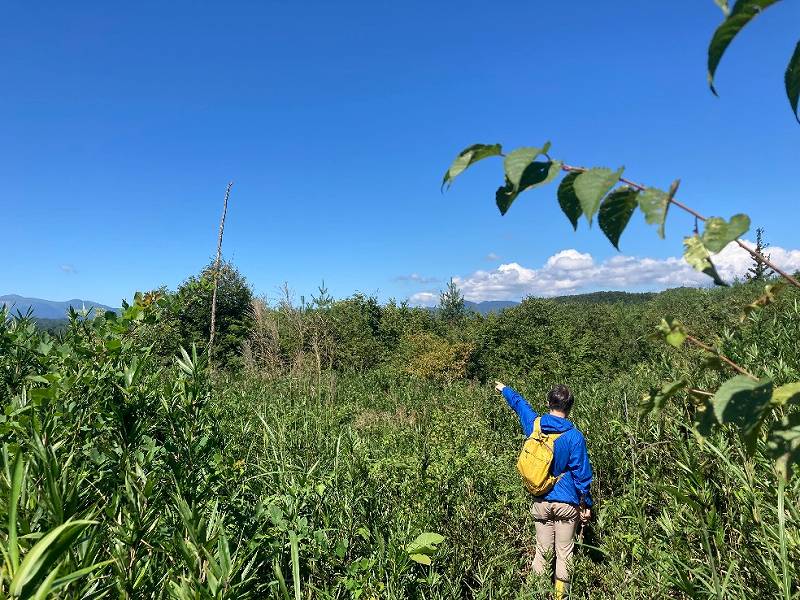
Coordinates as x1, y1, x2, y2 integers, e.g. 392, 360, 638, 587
517, 417, 563, 495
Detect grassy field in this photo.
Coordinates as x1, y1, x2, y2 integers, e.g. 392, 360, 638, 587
1, 283, 799, 598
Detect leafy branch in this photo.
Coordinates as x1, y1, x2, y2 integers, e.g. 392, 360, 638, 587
442, 141, 800, 476
560, 163, 800, 288
442, 142, 799, 291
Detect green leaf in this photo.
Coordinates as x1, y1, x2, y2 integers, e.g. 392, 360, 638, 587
441, 144, 503, 190
701, 214, 750, 253
638, 180, 678, 239
409, 553, 432, 565
683, 236, 728, 286
640, 380, 687, 417
289, 530, 301, 600
503, 144, 551, 191
520, 160, 561, 191
557, 172, 582, 230
9, 452, 24, 573
599, 187, 639, 249
32, 563, 61, 600
655, 317, 687, 348
273, 559, 290, 600
707, 0, 781, 95
786, 40, 800, 123
10, 520, 96, 597
405, 532, 445, 561
712, 375, 773, 453
573, 167, 624, 225
772, 382, 800, 407
51, 560, 114, 594
495, 160, 561, 216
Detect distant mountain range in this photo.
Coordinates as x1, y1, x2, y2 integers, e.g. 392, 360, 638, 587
464, 300, 518, 315
1, 290, 658, 322
0, 294, 117, 319
462, 291, 657, 314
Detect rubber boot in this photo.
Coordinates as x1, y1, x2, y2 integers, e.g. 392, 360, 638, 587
554, 579, 569, 600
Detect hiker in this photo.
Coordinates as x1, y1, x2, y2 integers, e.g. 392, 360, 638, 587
494, 382, 593, 599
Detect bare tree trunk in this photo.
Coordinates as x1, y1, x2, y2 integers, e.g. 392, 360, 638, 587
208, 182, 233, 363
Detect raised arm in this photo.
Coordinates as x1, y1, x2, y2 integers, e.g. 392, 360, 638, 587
495, 382, 537, 437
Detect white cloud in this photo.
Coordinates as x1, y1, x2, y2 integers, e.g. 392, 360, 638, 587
448, 240, 800, 302
409, 291, 438, 305
60, 264, 77, 274
485, 252, 501, 262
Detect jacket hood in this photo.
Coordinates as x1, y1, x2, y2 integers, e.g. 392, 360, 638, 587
539, 413, 574, 434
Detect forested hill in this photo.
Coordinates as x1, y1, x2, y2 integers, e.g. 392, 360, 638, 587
550, 290, 657, 305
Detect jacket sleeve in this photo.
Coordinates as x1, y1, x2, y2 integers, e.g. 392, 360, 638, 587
501, 386, 537, 437
569, 433, 593, 507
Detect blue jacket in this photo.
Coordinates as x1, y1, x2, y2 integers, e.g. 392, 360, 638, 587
503, 386, 593, 507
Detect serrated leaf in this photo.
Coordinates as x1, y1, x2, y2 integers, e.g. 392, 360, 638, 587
557, 172, 582, 230
495, 161, 560, 216
786, 40, 800, 123
638, 188, 669, 238
640, 380, 687, 417
772, 382, 800, 407
520, 160, 561, 191
503, 144, 551, 192
638, 179, 678, 239
683, 235, 712, 271
701, 214, 750, 253
441, 144, 502, 190
708, 0, 781, 95
683, 236, 728, 286
573, 167, 624, 225
599, 187, 639, 249
712, 375, 773, 454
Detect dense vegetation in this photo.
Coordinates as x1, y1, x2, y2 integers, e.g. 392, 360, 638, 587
1, 269, 798, 598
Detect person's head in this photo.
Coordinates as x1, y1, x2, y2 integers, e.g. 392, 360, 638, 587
547, 384, 574, 416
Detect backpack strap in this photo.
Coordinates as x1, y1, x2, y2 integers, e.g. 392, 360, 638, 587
532, 416, 542, 437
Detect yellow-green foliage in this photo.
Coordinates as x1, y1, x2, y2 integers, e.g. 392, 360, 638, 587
396, 331, 474, 382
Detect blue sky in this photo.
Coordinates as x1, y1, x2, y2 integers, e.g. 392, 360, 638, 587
3, 1, 799, 306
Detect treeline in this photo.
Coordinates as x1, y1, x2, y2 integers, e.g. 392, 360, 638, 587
124, 260, 793, 385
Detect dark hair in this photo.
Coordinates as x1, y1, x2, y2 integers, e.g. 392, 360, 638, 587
547, 384, 574, 414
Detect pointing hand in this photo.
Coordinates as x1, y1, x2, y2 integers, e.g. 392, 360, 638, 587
494, 381, 506, 393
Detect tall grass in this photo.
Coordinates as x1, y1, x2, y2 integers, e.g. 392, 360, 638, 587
0, 291, 797, 598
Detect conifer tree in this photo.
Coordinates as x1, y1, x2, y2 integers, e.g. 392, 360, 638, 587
439, 278, 466, 324
745, 228, 774, 282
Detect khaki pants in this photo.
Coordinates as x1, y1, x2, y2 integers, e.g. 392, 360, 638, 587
531, 500, 579, 585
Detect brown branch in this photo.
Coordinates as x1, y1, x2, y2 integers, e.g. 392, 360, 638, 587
734, 239, 800, 288
208, 182, 233, 361
685, 334, 757, 380
560, 164, 800, 290
688, 388, 714, 397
